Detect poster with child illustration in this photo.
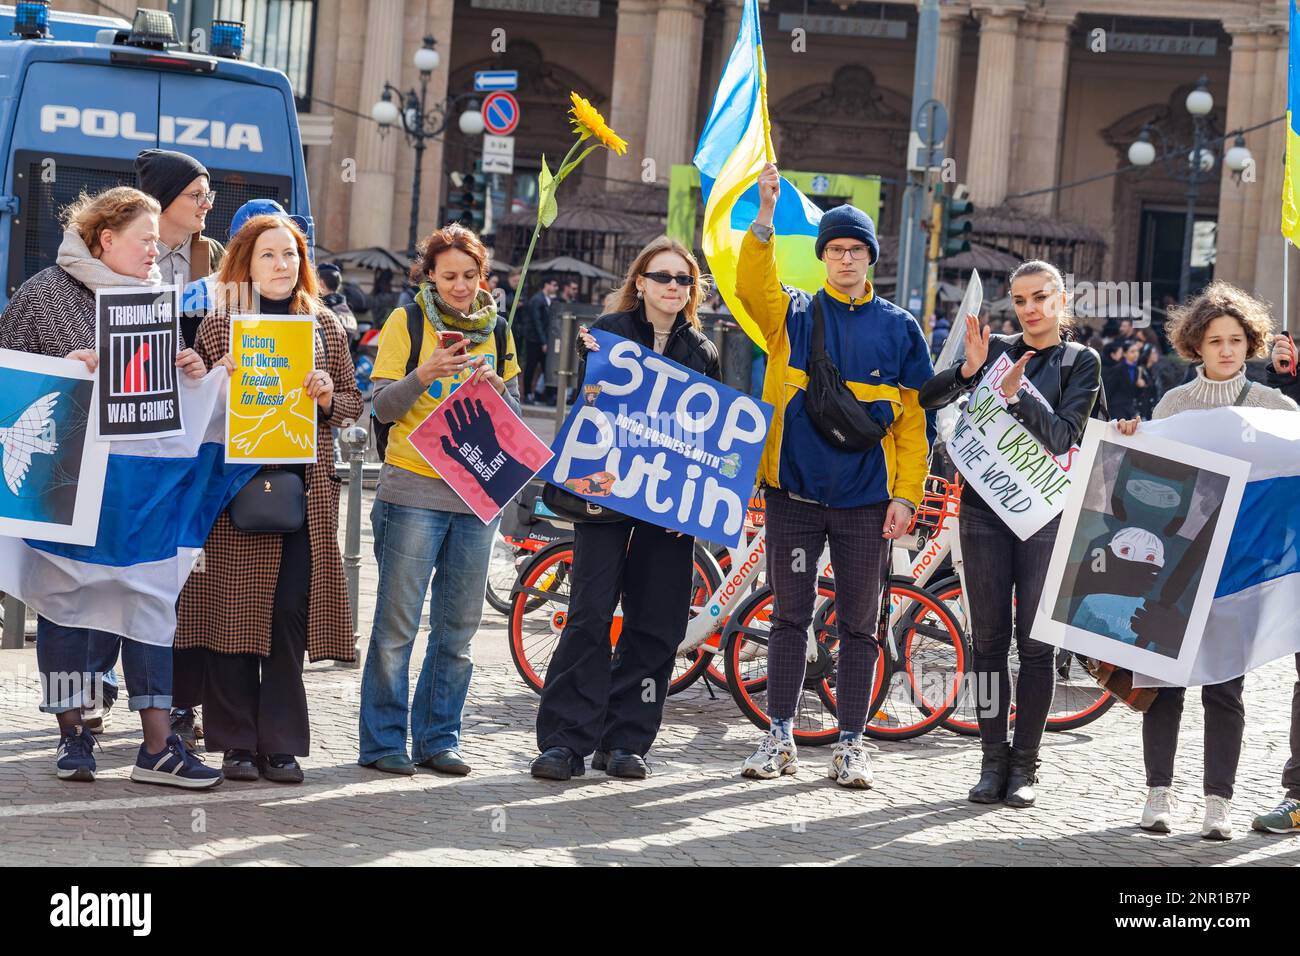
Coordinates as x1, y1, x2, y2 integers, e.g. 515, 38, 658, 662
1033, 418, 1248, 686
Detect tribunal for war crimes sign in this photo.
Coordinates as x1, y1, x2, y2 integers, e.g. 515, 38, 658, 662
95, 285, 184, 440
225, 316, 317, 464
539, 329, 773, 547
947, 351, 1081, 540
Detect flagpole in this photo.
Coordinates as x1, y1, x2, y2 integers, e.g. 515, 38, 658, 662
1286, 238, 1292, 333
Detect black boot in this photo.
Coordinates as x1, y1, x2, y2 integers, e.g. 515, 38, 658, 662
1004, 747, 1040, 808
967, 742, 1010, 804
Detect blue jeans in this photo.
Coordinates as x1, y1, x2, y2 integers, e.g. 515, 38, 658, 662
37, 616, 171, 714
359, 499, 497, 763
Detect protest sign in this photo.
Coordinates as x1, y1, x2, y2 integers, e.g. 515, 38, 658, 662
0, 349, 108, 545
946, 350, 1079, 540
408, 374, 553, 523
225, 316, 317, 464
1033, 418, 1248, 687
95, 284, 184, 440
538, 330, 772, 547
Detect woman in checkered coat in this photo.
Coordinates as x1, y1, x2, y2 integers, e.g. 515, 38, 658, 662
176, 214, 362, 784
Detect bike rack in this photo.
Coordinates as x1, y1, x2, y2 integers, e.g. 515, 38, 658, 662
909, 473, 963, 544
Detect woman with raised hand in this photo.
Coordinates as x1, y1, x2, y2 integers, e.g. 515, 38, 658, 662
919, 260, 1101, 808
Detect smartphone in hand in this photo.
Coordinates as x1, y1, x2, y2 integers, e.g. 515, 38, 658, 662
438, 330, 466, 352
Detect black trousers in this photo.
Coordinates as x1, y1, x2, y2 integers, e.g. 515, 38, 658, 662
522, 338, 546, 400
1286, 654, 1300, 800
1143, 675, 1246, 799
764, 489, 889, 734
535, 518, 694, 757
202, 523, 312, 756
171, 648, 206, 710
960, 504, 1058, 751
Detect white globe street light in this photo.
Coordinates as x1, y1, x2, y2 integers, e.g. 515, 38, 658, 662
458, 107, 485, 136
371, 95, 399, 127
1224, 133, 1253, 174
1185, 76, 1213, 117
414, 37, 440, 75
1128, 130, 1155, 167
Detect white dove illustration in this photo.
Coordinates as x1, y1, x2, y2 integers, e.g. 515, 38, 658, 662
0, 392, 60, 495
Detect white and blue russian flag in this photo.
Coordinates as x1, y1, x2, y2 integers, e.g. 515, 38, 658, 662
0, 370, 256, 646
1139, 406, 1300, 686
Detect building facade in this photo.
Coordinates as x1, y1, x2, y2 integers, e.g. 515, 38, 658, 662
65, 0, 1298, 317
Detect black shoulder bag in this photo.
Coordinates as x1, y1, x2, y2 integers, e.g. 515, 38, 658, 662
228, 323, 329, 534
804, 295, 887, 451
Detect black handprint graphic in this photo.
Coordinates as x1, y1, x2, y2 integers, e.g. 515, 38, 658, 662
439, 395, 534, 509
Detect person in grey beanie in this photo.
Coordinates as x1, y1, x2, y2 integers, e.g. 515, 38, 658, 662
134, 148, 225, 302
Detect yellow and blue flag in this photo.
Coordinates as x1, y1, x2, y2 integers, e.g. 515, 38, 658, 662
694, 0, 824, 350
1284, 0, 1300, 245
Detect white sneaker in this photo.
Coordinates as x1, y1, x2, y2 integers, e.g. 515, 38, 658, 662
1140, 786, 1178, 833
740, 732, 798, 779
827, 739, 874, 789
1202, 795, 1234, 840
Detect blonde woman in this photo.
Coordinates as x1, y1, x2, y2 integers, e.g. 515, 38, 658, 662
531, 237, 720, 781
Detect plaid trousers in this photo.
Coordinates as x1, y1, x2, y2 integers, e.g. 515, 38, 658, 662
764, 488, 890, 734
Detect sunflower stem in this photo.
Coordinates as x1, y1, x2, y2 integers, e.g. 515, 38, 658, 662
506, 137, 587, 334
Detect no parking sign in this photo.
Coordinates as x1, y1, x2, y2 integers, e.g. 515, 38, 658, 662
482, 91, 520, 136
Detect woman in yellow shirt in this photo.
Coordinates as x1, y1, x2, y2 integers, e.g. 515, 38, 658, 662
358, 224, 520, 777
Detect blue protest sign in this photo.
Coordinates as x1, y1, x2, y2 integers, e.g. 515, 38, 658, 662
539, 330, 772, 546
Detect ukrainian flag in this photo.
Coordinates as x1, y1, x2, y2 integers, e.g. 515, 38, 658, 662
694, 0, 824, 350
1284, 0, 1300, 245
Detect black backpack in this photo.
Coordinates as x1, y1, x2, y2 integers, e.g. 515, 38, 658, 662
803, 294, 887, 451
371, 303, 514, 460
1060, 341, 1109, 421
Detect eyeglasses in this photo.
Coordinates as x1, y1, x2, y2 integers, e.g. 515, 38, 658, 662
642, 272, 695, 287
822, 245, 870, 261
184, 190, 217, 207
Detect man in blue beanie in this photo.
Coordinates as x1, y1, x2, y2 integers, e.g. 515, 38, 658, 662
736, 162, 933, 790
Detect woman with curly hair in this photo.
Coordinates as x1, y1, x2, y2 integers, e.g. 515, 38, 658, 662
1116, 280, 1297, 840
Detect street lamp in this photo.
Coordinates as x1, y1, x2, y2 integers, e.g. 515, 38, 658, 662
373, 35, 484, 258
1127, 77, 1252, 303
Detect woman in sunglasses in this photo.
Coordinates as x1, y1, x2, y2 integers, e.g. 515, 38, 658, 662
531, 236, 721, 781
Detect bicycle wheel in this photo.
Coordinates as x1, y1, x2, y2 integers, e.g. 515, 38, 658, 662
931, 576, 1115, 734
863, 580, 967, 741
506, 541, 717, 696
485, 537, 524, 614
722, 585, 841, 747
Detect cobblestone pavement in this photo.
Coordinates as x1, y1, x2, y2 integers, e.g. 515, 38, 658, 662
2, 473, 1299, 866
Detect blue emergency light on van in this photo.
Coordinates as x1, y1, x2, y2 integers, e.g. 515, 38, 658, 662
11, 1, 49, 38
210, 19, 243, 60
0, 3, 313, 305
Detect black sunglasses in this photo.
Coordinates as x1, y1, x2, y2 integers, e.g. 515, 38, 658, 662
642, 271, 695, 287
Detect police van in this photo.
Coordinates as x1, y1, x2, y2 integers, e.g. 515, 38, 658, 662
0, 1, 312, 305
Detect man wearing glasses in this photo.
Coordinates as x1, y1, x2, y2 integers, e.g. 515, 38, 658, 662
134, 148, 226, 323
736, 162, 933, 790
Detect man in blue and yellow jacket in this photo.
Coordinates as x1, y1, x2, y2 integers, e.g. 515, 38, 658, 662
736, 162, 933, 790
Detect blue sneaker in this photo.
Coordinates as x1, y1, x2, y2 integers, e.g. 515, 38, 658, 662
130, 734, 223, 789
55, 726, 98, 781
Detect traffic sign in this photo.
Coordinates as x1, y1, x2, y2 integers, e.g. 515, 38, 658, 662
474, 70, 518, 92
482, 91, 520, 136
482, 134, 515, 174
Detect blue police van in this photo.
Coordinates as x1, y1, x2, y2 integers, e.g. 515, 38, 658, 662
0, 1, 312, 305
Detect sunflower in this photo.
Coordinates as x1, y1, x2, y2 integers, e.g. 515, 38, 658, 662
568, 92, 628, 155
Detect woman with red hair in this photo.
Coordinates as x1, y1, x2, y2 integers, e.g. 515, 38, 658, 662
177, 214, 362, 784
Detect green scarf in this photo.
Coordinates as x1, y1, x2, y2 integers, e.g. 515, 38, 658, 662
418, 284, 498, 345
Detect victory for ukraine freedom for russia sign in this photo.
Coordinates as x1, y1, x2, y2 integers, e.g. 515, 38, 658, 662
539, 330, 773, 547
947, 351, 1081, 540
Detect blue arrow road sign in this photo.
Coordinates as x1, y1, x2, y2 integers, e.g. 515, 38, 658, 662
475, 70, 518, 92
